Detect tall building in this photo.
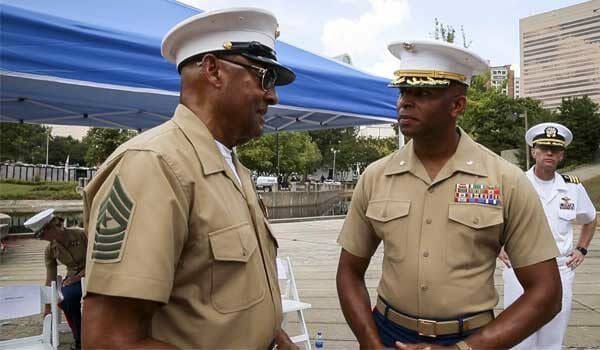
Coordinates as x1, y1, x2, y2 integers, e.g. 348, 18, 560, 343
490, 65, 516, 97
520, 1, 600, 109
514, 77, 521, 98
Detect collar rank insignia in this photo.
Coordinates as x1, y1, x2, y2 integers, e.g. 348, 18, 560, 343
454, 183, 501, 206
560, 196, 574, 210
92, 175, 135, 263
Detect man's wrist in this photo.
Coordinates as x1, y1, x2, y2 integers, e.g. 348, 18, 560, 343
575, 246, 588, 256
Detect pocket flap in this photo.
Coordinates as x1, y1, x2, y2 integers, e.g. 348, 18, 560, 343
366, 200, 410, 223
209, 222, 257, 262
448, 203, 503, 229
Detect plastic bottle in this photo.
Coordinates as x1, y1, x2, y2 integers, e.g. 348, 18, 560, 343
315, 331, 324, 349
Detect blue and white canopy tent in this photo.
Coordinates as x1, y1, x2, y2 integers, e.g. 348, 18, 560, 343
0, 0, 398, 133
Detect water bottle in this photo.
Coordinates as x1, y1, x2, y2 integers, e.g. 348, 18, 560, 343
315, 331, 324, 349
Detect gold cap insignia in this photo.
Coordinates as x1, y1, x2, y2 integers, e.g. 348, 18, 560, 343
275, 26, 281, 39
402, 42, 415, 52
223, 41, 233, 50
545, 126, 558, 138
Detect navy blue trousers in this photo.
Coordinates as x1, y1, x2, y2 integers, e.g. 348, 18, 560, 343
373, 308, 477, 346
61, 280, 82, 346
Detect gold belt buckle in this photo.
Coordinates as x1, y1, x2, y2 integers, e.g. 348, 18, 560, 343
417, 319, 438, 337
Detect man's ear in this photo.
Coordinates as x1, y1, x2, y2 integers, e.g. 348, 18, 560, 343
450, 95, 467, 119
201, 54, 222, 88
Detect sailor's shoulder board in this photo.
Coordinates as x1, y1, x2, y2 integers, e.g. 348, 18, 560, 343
561, 174, 580, 184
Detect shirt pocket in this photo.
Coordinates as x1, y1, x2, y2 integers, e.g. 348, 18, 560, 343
209, 221, 265, 313
557, 208, 575, 234
446, 204, 503, 269
366, 200, 410, 262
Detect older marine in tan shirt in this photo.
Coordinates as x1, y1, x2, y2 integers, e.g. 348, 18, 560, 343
83, 105, 282, 349
82, 8, 297, 350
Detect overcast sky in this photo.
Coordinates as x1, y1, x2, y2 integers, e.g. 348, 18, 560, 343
180, 0, 589, 78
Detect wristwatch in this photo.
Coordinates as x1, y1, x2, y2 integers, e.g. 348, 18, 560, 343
576, 246, 588, 256
455, 341, 472, 350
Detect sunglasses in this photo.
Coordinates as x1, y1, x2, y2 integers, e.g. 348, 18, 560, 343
217, 57, 278, 91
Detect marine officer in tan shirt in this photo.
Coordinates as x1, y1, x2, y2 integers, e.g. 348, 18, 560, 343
336, 40, 562, 350
81, 8, 298, 350
25, 208, 87, 350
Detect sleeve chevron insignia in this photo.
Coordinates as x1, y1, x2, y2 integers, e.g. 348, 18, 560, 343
92, 175, 135, 263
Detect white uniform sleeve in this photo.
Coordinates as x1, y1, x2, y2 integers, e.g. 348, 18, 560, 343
576, 183, 596, 225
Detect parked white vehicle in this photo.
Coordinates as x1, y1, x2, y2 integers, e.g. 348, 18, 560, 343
256, 176, 278, 192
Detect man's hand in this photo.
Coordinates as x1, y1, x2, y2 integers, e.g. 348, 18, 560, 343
395, 342, 457, 350
273, 329, 299, 350
497, 246, 511, 268
566, 248, 585, 270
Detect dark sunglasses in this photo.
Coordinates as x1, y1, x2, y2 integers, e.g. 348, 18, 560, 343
216, 57, 278, 91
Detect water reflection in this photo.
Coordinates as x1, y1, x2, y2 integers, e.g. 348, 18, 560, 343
7, 197, 350, 233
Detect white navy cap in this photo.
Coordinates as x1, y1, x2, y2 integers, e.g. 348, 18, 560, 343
526, 122, 572, 148
161, 7, 295, 85
24, 208, 55, 237
387, 40, 489, 88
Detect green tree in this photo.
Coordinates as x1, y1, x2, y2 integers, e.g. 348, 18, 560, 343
83, 128, 137, 166
237, 132, 322, 177
556, 96, 600, 167
0, 122, 49, 163
430, 18, 471, 48
48, 136, 87, 166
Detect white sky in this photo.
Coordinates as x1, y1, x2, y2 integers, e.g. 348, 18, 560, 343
180, 0, 589, 78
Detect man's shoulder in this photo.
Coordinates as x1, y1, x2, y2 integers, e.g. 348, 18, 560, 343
363, 151, 399, 176
560, 173, 581, 184
473, 141, 523, 176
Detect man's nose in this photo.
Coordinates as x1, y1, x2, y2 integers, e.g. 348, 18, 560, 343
265, 87, 278, 105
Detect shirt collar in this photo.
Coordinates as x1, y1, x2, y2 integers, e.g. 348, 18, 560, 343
384, 128, 488, 178
171, 104, 226, 176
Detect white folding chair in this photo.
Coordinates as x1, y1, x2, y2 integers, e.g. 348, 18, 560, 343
277, 257, 312, 350
0, 281, 59, 350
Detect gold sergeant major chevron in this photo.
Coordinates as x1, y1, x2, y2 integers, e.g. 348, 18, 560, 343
92, 175, 135, 263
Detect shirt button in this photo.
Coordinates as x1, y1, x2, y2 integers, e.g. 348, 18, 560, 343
425, 218, 432, 224
421, 285, 428, 291
423, 251, 429, 257
473, 217, 480, 224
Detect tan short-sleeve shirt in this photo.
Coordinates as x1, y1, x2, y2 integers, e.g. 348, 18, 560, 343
44, 227, 87, 279
83, 105, 282, 349
338, 129, 558, 319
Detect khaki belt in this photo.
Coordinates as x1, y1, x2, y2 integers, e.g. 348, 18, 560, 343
375, 298, 493, 337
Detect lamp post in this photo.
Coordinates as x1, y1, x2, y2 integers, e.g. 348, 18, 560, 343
520, 111, 530, 169
331, 148, 339, 181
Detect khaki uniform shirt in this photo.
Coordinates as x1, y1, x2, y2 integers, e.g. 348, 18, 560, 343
44, 227, 87, 279
338, 130, 558, 319
83, 105, 282, 349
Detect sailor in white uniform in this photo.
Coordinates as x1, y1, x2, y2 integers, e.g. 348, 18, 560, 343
500, 122, 597, 350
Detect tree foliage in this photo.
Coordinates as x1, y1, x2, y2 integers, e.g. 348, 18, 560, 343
48, 136, 87, 166
555, 96, 600, 167
237, 132, 322, 177
83, 128, 137, 166
0, 123, 49, 163
430, 18, 471, 48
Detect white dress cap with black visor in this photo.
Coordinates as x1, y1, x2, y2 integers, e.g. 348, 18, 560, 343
525, 122, 573, 149
24, 208, 55, 238
161, 8, 295, 87
387, 40, 489, 88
